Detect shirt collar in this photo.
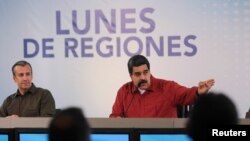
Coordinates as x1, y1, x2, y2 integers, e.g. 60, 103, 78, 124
14, 83, 36, 97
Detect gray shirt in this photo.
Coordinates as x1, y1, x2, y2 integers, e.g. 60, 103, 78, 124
0, 83, 55, 117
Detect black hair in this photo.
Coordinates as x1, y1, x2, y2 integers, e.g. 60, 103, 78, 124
127, 55, 150, 74
48, 107, 90, 141
186, 92, 238, 141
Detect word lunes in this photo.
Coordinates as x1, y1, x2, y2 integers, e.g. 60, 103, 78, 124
23, 8, 197, 58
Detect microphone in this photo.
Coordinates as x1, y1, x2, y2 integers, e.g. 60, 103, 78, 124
123, 93, 135, 117
123, 80, 147, 117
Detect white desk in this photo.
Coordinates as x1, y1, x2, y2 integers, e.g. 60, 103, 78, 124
0, 118, 249, 128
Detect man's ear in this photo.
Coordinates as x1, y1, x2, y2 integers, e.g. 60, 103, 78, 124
13, 75, 17, 83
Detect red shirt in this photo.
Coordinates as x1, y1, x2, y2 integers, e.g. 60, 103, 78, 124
109, 75, 198, 118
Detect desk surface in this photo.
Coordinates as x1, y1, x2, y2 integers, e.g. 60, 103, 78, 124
0, 118, 250, 128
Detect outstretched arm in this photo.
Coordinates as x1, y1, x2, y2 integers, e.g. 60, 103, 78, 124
197, 79, 215, 95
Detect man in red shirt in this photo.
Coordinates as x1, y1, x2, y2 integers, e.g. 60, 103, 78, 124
109, 55, 215, 118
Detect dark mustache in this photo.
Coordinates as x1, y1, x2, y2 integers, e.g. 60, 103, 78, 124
137, 79, 148, 87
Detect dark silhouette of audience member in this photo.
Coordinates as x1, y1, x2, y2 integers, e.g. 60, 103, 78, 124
48, 107, 90, 141
246, 108, 250, 118
186, 92, 238, 141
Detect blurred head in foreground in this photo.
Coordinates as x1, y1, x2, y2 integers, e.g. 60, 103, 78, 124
186, 92, 238, 141
49, 107, 90, 141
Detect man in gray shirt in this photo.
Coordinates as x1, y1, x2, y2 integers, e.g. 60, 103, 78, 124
0, 60, 55, 117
